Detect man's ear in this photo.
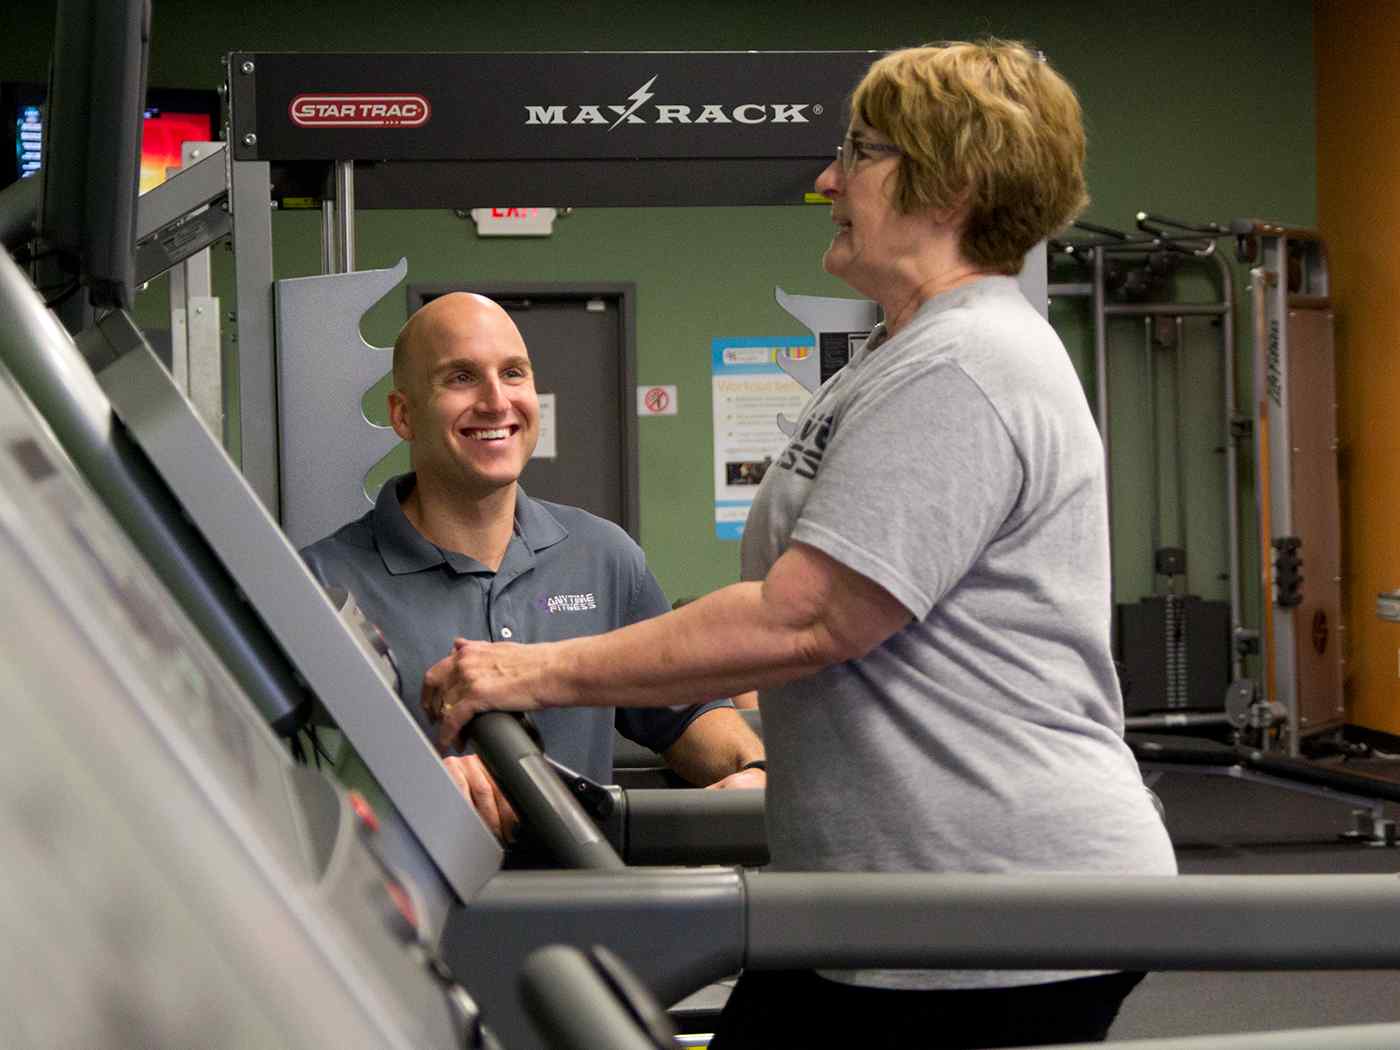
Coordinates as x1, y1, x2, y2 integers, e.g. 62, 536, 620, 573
388, 388, 414, 442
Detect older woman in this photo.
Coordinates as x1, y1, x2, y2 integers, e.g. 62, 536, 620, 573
426, 40, 1176, 1049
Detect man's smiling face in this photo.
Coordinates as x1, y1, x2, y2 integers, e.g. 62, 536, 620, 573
389, 293, 540, 499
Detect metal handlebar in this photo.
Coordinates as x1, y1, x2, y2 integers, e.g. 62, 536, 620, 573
519, 945, 675, 1050
467, 712, 626, 871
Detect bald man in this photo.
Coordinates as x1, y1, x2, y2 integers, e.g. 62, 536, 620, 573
301, 293, 765, 840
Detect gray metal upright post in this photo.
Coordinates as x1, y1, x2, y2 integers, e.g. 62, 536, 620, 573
321, 199, 336, 273
164, 140, 223, 441
334, 160, 355, 273
229, 156, 278, 513
1258, 239, 1299, 750
1145, 317, 1159, 572
1212, 252, 1244, 682
168, 253, 190, 393
1174, 315, 1188, 562
1092, 246, 1113, 599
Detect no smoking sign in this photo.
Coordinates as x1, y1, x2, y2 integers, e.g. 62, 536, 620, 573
637, 384, 678, 416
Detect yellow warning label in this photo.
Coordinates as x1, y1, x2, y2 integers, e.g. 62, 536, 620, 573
281, 196, 319, 210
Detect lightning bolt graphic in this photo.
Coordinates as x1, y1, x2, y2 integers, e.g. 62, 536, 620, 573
609, 75, 658, 130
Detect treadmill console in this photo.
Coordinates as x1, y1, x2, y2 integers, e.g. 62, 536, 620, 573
0, 362, 482, 1048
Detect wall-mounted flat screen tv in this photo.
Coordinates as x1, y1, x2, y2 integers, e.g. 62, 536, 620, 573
3, 82, 220, 192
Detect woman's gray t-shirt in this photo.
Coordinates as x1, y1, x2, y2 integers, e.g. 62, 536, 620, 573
741, 275, 1177, 990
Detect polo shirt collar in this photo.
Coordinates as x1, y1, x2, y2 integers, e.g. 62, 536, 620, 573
373, 473, 567, 576
512, 486, 568, 554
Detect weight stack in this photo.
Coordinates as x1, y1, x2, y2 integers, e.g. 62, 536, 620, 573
1116, 595, 1230, 714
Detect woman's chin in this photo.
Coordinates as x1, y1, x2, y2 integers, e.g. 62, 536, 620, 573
821, 246, 847, 279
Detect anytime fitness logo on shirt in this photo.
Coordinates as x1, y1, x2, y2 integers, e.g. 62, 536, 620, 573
775, 412, 835, 480
536, 593, 598, 614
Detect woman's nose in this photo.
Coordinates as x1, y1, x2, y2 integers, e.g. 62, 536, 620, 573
814, 157, 842, 197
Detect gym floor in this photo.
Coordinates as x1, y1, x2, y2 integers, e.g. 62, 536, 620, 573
1110, 755, 1400, 1041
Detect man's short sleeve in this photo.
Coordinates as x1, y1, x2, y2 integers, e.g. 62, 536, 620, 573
628, 565, 671, 624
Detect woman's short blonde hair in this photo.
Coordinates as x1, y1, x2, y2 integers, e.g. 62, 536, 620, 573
850, 39, 1089, 274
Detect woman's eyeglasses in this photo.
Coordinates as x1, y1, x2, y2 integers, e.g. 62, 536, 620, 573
836, 134, 904, 174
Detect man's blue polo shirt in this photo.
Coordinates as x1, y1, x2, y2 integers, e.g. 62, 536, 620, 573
300, 473, 726, 784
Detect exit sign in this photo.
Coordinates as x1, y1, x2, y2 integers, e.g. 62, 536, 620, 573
470, 207, 558, 237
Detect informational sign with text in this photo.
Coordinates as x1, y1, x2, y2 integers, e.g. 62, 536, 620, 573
712, 337, 813, 540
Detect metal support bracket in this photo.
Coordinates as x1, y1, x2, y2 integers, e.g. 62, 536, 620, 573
275, 258, 406, 549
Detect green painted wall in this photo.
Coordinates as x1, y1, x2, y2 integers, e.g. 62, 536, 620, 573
2, 1, 1315, 640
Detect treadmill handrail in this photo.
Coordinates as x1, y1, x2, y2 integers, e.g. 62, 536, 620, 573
519, 945, 671, 1050
742, 870, 1400, 970
470, 712, 626, 871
